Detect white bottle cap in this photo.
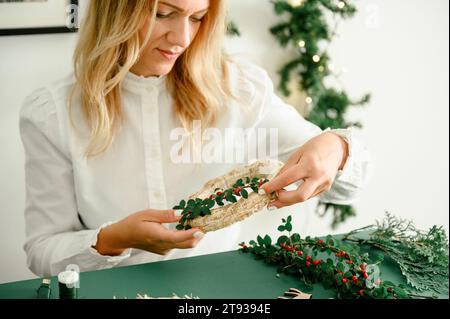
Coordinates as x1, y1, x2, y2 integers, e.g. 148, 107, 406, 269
58, 270, 79, 285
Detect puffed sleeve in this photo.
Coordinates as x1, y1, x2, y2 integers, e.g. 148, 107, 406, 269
234, 61, 371, 205
19, 88, 131, 277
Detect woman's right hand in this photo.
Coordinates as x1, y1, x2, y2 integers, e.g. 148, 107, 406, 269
94, 209, 204, 256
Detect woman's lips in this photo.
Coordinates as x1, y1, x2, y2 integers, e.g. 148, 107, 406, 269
157, 49, 180, 60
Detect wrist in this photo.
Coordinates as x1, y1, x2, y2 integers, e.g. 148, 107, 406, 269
325, 132, 349, 170
94, 222, 128, 256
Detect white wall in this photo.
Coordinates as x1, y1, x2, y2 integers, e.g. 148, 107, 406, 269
0, 0, 448, 284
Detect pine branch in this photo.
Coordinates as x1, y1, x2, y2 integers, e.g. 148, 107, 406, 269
343, 213, 449, 294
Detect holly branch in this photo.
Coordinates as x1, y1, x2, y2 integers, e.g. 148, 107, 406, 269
239, 214, 447, 299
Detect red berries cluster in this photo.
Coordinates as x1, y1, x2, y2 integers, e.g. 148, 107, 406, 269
279, 243, 322, 267
279, 242, 293, 251
360, 264, 368, 278
341, 274, 360, 285
239, 242, 248, 251
335, 251, 348, 258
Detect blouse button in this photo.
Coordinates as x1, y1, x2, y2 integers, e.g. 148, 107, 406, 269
153, 191, 162, 199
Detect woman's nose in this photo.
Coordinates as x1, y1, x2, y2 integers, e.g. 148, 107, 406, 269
167, 19, 192, 49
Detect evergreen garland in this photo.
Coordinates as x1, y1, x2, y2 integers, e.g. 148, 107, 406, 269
269, 0, 371, 228
239, 214, 448, 299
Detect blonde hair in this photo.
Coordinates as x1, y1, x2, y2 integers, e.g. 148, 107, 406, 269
71, 0, 234, 157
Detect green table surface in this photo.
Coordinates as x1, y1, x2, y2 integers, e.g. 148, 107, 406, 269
0, 239, 448, 299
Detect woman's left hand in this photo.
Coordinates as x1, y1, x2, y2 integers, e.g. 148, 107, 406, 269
259, 132, 349, 209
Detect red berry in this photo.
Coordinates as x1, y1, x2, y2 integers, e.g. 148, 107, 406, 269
346, 260, 353, 265
306, 256, 311, 261
358, 289, 364, 296
313, 260, 320, 266
305, 261, 311, 267
317, 240, 323, 245
352, 276, 358, 282
280, 242, 286, 248
293, 245, 298, 251
297, 250, 303, 257
259, 179, 264, 186
363, 272, 369, 279
286, 245, 292, 251
342, 278, 348, 284
216, 192, 222, 196
209, 195, 214, 200
234, 188, 241, 195
360, 264, 366, 271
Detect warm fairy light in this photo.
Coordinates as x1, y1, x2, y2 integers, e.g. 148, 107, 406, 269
306, 97, 313, 104
338, 1, 346, 9
318, 66, 325, 72
312, 55, 321, 63
289, 0, 305, 7
298, 40, 306, 48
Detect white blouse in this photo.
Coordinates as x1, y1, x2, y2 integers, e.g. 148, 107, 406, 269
19, 60, 371, 277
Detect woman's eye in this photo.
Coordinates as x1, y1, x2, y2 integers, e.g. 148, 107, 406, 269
190, 16, 204, 23
156, 12, 171, 19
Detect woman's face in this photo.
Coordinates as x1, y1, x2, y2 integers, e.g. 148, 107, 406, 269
131, 0, 210, 77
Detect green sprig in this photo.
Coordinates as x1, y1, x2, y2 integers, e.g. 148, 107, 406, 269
173, 177, 269, 230
343, 212, 449, 295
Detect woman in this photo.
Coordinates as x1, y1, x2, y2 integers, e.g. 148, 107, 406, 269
20, 0, 370, 277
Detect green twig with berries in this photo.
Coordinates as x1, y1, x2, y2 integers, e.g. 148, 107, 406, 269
173, 177, 269, 230
239, 214, 447, 299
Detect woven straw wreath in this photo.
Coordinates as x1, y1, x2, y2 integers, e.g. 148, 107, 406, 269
183, 159, 284, 232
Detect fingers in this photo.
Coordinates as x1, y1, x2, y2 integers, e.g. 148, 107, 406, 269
140, 209, 181, 223
165, 227, 205, 244
260, 165, 307, 195
267, 179, 321, 208
173, 237, 203, 249
153, 236, 203, 255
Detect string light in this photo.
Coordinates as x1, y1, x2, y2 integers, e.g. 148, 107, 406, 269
289, 0, 305, 7
312, 55, 321, 63
306, 97, 313, 104
327, 109, 338, 119
338, 1, 346, 9
298, 40, 306, 48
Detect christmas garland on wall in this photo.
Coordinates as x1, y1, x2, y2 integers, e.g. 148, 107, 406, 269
269, 0, 371, 228
239, 213, 449, 299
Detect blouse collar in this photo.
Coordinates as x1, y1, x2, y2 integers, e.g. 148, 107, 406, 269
123, 71, 167, 91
